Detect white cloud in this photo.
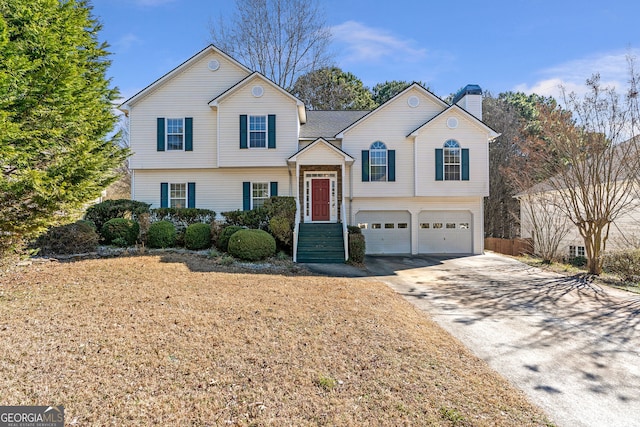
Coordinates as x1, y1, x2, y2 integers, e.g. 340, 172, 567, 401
331, 20, 427, 64
514, 49, 640, 99
114, 33, 142, 52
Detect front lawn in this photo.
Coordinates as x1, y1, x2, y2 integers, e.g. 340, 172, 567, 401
0, 254, 552, 426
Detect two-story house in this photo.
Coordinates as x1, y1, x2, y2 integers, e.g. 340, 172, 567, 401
119, 45, 498, 262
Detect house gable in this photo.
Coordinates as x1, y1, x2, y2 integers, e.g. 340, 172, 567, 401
336, 83, 449, 139
288, 138, 355, 166
122, 46, 252, 170
214, 73, 302, 167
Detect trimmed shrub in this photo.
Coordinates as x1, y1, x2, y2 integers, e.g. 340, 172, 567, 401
150, 208, 216, 232
217, 225, 245, 252
228, 229, 276, 261
84, 199, 150, 231
222, 207, 269, 230
269, 216, 292, 249
147, 220, 176, 248
348, 233, 366, 264
35, 221, 99, 255
184, 223, 212, 250
603, 249, 640, 282
347, 225, 362, 234
101, 218, 139, 246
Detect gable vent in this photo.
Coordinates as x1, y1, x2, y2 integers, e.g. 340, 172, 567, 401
408, 96, 420, 108
208, 59, 220, 71
252, 85, 264, 97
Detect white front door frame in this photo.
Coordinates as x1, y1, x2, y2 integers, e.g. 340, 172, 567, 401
303, 171, 338, 223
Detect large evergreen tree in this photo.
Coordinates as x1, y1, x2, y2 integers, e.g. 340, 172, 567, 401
291, 67, 377, 110
0, 0, 128, 254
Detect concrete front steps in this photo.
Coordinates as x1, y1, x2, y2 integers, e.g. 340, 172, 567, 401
296, 223, 346, 263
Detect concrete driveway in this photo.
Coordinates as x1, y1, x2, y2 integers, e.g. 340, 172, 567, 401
311, 253, 640, 427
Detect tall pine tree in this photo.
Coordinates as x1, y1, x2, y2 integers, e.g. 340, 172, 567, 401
0, 0, 128, 254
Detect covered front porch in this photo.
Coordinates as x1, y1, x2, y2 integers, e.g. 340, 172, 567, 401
287, 138, 354, 262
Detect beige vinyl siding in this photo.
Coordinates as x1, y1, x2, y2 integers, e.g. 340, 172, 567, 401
415, 111, 490, 197
350, 196, 484, 254
344, 88, 444, 199
295, 143, 346, 165
217, 80, 300, 167
129, 51, 249, 170
133, 168, 291, 215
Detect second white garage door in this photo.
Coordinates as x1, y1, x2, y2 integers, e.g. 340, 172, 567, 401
355, 210, 411, 254
418, 211, 472, 254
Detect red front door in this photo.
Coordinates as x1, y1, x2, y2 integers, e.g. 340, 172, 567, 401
311, 179, 330, 221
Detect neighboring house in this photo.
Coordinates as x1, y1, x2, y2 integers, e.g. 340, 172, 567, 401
519, 186, 640, 259
119, 45, 498, 261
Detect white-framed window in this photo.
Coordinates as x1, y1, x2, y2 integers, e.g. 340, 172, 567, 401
170, 183, 186, 208
569, 245, 586, 257
252, 182, 269, 209
370, 141, 387, 181
444, 139, 461, 181
249, 115, 267, 148
166, 118, 184, 150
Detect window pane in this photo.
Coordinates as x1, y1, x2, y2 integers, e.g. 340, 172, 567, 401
433, 223, 443, 229
384, 223, 395, 229
166, 118, 184, 150
167, 135, 183, 150
459, 223, 469, 229
249, 116, 267, 148
170, 183, 186, 208
252, 182, 269, 209
370, 165, 386, 181
446, 223, 456, 229
420, 223, 430, 229
398, 223, 408, 229
371, 223, 381, 229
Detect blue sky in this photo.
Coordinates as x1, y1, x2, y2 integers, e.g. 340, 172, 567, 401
92, 0, 640, 103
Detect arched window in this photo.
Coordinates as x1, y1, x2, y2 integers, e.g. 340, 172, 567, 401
370, 141, 387, 181
443, 139, 461, 181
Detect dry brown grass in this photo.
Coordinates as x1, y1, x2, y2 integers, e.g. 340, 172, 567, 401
0, 254, 552, 426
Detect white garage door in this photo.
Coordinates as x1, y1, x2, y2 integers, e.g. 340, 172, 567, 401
418, 211, 472, 254
355, 211, 411, 254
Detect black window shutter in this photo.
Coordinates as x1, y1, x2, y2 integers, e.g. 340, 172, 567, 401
157, 118, 165, 151
240, 115, 248, 149
160, 182, 168, 208
268, 115, 276, 148
461, 148, 469, 181
243, 182, 251, 210
185, 117, 193, 151
361, 150, 370, 182
188, 182, 196, 208
435, 148, 443, 181
388, 150, 396, 182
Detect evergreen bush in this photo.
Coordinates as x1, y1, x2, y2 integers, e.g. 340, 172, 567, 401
184, 223, 212, 250
84, 199, 150, 231
35, 221, 99, 255
228, 229, 276, 261
101, 218, 139, 246
348, 233, 366, 264
217, 226, 245, 252
147, 221, 176, 248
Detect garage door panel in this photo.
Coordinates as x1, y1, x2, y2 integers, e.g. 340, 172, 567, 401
419, 211, 472, 254
356, 211, 411, 254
